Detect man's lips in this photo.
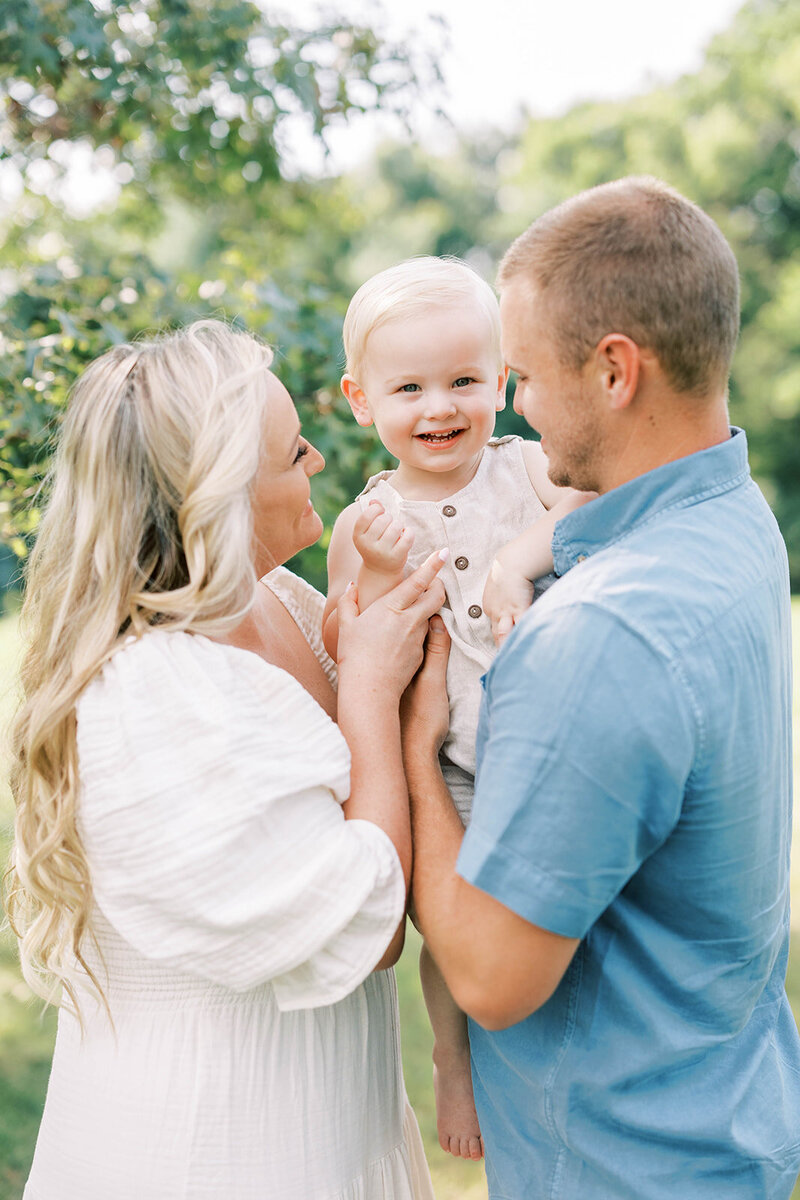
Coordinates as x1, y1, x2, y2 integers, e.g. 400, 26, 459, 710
415, 428, 465, 444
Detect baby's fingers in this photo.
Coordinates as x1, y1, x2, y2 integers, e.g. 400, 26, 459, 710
492, 612, 514, 648
353, 498, 386, 536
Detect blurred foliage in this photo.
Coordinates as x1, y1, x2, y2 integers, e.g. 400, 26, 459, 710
0, 0, 443, 592
483, 0, 800, 582
1, 0, 800, 593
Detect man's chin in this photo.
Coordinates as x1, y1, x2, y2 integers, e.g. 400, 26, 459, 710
547, 461, 573, 490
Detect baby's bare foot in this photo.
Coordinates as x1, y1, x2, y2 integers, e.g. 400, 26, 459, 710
433, 1051, 483, 1160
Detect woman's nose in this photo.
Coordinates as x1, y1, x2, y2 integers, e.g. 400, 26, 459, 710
307, 443, 325, 474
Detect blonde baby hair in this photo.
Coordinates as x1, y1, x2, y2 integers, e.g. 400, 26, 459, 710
6, 319, 274, 1020
342, 256, 502, 382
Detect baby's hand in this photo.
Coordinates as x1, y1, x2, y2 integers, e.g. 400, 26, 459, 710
354, 500, 414, 577
482, 557, 535, 647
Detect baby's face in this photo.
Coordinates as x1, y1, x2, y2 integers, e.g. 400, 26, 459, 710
355, 304, 507, 479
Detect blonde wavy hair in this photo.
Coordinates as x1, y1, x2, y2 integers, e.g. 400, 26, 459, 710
6, 319, 274, 1015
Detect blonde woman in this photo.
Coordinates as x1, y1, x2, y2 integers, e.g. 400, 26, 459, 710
7, 320, 443, 1200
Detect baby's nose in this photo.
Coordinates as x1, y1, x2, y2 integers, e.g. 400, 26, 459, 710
424, 389, 457, 418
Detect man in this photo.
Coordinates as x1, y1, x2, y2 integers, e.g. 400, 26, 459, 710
403, 177, 800, 1198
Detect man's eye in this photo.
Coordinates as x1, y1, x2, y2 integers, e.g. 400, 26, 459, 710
294, 442, 309, 463
453, 377, 474, 388
399, 383, 421, 393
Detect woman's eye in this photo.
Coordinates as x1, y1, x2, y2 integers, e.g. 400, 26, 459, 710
453, 377, 474, 388
293, 442, 309, 463
399, 383, 420, 393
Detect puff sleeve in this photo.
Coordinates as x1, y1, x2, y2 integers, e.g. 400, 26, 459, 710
76, 631, 405, 1011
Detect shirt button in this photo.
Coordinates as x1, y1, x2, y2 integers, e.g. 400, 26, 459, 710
442, 505, 457, 517
468, 604, 482, 619
454, 556, 469, 570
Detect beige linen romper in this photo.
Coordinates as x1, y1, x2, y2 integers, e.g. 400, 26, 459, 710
359, 435, 553, 823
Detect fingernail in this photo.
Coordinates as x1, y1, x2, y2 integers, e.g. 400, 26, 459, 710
438, 548, 449, 562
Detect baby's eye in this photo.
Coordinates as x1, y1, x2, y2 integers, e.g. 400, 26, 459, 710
293, 441, 309, 463
453, 377, 475, 388
399, 383, 421, 393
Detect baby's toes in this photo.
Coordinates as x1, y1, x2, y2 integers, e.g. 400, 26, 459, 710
467, 1134, 483, 1160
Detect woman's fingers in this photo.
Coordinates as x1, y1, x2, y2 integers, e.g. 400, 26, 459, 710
336, 580, 359, 626
388, 548, 448, 613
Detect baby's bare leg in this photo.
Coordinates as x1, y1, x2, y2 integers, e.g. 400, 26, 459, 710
419, 940, 483, 1160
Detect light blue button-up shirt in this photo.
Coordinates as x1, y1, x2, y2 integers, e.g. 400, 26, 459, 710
458, 429, 800, 1199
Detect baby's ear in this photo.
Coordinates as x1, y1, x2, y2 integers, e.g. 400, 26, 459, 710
496, 365, 510, 411
341, 375, 373, 427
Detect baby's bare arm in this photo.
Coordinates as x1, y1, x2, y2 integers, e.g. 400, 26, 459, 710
483, 491, 595, 646
353, 499, 414, 606
324, 501, 413, 660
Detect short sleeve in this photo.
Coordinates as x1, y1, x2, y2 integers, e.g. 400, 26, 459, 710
76, 631, 405, 1010
457, 602, 697, 938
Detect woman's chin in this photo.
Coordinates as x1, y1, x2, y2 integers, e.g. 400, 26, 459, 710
299, 511, 325, 552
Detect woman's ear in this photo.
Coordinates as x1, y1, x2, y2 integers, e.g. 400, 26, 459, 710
496, 365, 510, 411
341, 375, 374, 427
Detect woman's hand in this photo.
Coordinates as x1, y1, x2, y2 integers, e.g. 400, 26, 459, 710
401, 615, 452, 763
336, 549, 447, 704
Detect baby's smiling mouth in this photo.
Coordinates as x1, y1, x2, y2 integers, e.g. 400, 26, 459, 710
415, 428, 464, 444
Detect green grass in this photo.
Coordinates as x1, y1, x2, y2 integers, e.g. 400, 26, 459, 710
1, 604, 800, 1200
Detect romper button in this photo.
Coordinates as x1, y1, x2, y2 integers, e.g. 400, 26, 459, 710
468, 604, 482, 619
442, 504, 457, 517
577, 554, 587, 563
455, 556, 469, 570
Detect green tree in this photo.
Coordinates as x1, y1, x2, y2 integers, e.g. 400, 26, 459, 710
0, 0, 443, 593
491, 0, 800, 580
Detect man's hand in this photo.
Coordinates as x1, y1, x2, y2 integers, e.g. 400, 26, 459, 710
401, 615, 452, 761
353, 499, 414, 578
482, 557, 535, 647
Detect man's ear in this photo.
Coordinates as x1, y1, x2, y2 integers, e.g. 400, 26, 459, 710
495, 365, 510, 411
341, 375, 373, 427
594, 334, 640, 411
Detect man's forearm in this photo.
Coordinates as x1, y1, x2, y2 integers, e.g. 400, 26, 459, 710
406, 747, 580, 1030
406, 749, 465, 940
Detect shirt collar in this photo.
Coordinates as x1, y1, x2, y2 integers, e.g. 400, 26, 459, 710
552, 427, 750, 575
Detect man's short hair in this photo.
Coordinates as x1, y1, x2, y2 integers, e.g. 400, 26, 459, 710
498, 176, 740, 396
343, 256, 502, 381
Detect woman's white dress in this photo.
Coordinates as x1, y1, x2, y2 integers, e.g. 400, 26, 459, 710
24, 569, 433, 1200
